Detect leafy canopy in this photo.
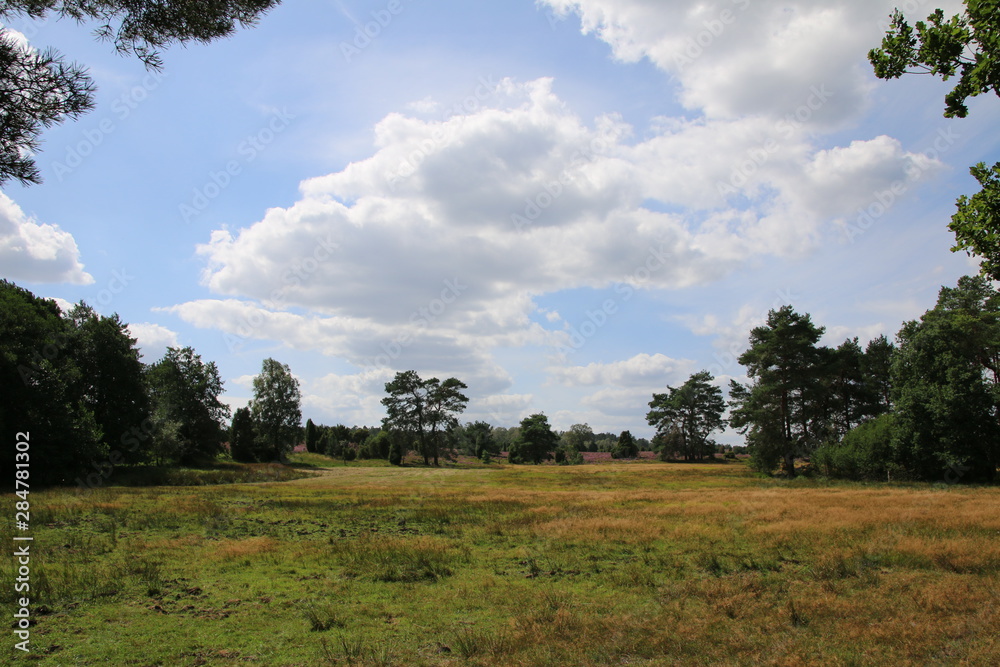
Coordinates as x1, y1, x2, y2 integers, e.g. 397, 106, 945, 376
729, 306, 826, 477
146, 346, 230, 464
381, 370, 469, 466
870, 2, 1000, 279
647, 371, 725, 461
250, 357, 301, 461
510, 413, 558, 464
869, 2, 1000, 119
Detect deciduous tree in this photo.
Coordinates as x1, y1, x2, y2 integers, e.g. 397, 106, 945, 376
862, 334, 896, 416
146, 346, 230, 464
561, 423, 595, 453
870, 2, 1000, 278
250, 358, 302, 461
1, 280, 103, 484
66, 303, 150, 464
891, 276, 1000, 482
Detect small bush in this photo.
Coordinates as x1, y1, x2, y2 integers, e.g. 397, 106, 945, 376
813, 414, 897, 481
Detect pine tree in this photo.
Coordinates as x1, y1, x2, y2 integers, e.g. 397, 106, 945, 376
729, 307, 827, 477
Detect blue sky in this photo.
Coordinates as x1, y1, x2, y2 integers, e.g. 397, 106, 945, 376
2, 0, 997, 440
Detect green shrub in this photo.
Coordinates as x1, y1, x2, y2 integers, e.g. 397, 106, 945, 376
813, 414, 898, 481
612, 430, 639, 459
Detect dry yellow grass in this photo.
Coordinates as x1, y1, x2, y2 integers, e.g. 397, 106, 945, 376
210, 536, 280, 561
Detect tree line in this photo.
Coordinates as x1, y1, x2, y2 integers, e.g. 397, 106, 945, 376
300, 370, 655, 466
1, 280, 302, 485
640, 274, 999, 484
9, 272, 996, 485
728, 276, 999, 483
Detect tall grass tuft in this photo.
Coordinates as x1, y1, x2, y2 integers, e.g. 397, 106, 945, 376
452, 626, 512, 659
303, 599, 347, 631
330, 534, 461, 582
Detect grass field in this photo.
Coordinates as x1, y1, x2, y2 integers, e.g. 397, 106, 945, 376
3, 457, 999, 665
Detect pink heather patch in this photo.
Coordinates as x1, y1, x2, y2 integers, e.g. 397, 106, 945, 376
580, 451, 658, 463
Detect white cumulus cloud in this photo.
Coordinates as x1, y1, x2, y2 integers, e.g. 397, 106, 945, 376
0, 193, 92, 285
126, 322, 180, 361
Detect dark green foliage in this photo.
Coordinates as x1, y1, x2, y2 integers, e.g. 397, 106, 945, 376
612, 430, 639, 459
950, 161, 1000, 282
320, 430, 339, 457
1, 281, 159, 484
351, 427, 369, 447
1, 280, 252, 483
653, 427, 685, 462
304, 419, 319, 453
862, 335, 895, 416
250, 358, 302, 461
381, 371, 468, 466
555, 438, 585, 465
813, 414, 899, 481
491, 426, 519, 453
316, 424, 350, 458
890, 276, 1000, 482
147, 346, 230, 465
389, 437, 403, 466
561, 423, 595, 453
812, 276, 1000, 483
65, 304, 151, 465
825, 338, 867, 439
648, 370, 726, 461
229, 407, 257, 462
465, 420, 496, 458
0, 0, 280, 184
511, 413, 558, 464
367, 430, 391, 459
506, 440, 526, 464
729, 307, 827, 477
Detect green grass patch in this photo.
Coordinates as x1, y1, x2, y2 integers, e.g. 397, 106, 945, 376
2, 462, 998, 665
